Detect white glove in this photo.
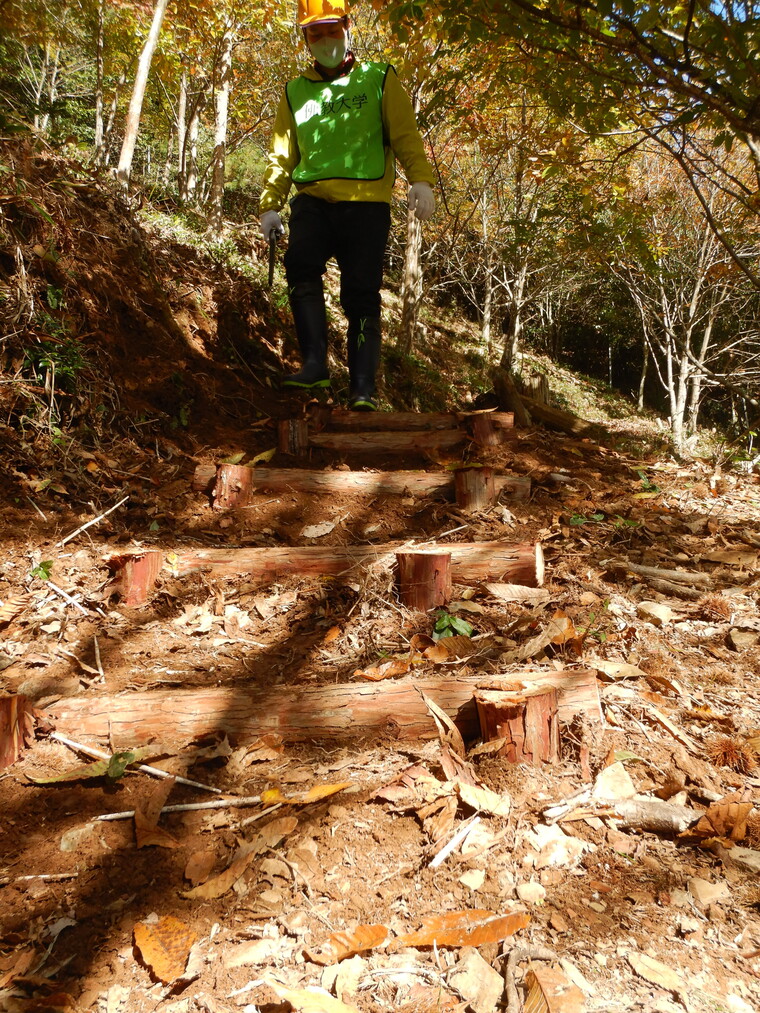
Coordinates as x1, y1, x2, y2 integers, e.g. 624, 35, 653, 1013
260, 210, 284, 239
408, 181, 435, 221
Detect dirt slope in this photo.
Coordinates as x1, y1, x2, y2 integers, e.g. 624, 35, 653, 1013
1, 140, 760, 1013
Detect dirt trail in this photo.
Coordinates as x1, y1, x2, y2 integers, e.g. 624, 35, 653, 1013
2, 142, 760, 1013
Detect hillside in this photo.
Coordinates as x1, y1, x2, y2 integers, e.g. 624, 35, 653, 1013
1, 140, 760, 1013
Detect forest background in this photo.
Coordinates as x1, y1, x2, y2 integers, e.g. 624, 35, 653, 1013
1, 0, 760, 460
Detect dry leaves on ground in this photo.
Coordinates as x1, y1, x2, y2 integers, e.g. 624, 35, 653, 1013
133, 915, 198, 983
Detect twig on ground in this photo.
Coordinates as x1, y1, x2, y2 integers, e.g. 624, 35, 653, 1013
50, 731, 222, 794
46, 581, 90, 616
26, 496, 47, 520
56, 494, 129, 547
93, 635, 104, 679
96, 796, 272, 822
429, 815, 481, 868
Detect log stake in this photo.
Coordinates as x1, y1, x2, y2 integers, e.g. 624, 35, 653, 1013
475, 686, 560, 764
396, 550, 452, 610
278, 419, 309, 456
213, 464, 253, 510
454, 466, 496, 512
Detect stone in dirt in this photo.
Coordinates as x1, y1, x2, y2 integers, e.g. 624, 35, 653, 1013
447, 947, 504, 1013
688, 877, 730, 907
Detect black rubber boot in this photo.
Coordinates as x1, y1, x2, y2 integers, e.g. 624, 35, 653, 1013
281, 281, 331, 389
347, 316, 381, 411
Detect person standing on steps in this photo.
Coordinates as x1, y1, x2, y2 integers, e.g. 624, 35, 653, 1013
259, 0, 436, 411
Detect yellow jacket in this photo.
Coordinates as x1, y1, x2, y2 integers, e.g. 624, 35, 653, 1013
260, 61, 435, 212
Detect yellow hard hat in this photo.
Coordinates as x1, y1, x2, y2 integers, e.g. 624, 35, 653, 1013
297, 0, 349, 26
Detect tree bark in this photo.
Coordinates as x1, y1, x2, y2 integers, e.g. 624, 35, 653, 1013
208, 20, 235, 235
116, 0, 171, 186
94, 0, 105, 163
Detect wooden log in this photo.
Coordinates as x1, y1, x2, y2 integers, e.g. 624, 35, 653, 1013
192, 465, 531, 503
107, 540, 544, 606
44, 671, 598, 748
469, 414, 503, 447
108, 550, 163, 607
305, 408, 515, 433
309, 429, 467, 454
481, 668, 602, 724
396, 550, 452, 610
520, 392, 607, 440
475, 686, 560, 764
213, 464, 253, 511
454, 466, 496, 512
278, 419, 309, 456
491, 367, 532, 428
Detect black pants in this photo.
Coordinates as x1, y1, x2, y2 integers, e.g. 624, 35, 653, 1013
283, 194, 391, 320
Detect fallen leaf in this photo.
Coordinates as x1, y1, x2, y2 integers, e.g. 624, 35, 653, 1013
181, 845, 257, 900
27, 746, 154, 784
419, 690, 466, 758
626, 951, 684, 996
355, 657, 411, 681
301, 520, 337, 539
390, 910, 530, 949
525, 964, 586, 1012
418, 794, 458, 842
184, 849, 217, 885
266, 979, 360, 1013
250, 447, 276, 466
0, 593, 31, 626
305, 924, 389, 964
135, 777, 180, 849
682, 792, 753, 843
261, 782, 353, 805
457, 781, 511, 817
424, 635, 477, 662
133, 915, 198, 983
594, 660, 647, 681
220, 451, 246, 465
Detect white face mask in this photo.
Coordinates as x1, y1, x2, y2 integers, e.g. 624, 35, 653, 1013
308, 34, 347, 69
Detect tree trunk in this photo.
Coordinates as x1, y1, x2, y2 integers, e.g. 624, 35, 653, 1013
208, 21, 235, 235
94, 0, 105, 163
103, 67, 127, 166
116, 0, 171, 186
176, 64, 187, 196
184, 91, 203, 201
398, 212, 423, 355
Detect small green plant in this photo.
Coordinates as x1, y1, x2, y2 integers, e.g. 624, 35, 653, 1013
30, 560, 53, 580
569, 512, 605, 525
636, 469, 659, 492
432, 610, 474, 640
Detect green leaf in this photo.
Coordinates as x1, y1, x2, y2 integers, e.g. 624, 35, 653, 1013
221, 451, 246, 465
30, 560, 53, 580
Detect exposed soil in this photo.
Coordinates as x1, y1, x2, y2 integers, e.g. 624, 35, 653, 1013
2, 141, 760, 1013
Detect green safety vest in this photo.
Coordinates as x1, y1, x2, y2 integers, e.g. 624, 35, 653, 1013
286, 62, 390, 183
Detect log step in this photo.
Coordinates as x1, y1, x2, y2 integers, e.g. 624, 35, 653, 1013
45, 669, 600, 748
108, 540, 544, 607
192, 465, 531, 509
306, 408, 515, 433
